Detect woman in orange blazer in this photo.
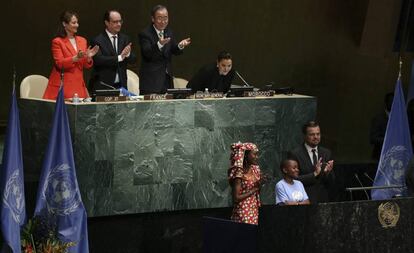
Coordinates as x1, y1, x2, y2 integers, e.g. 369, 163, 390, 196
43, 11, 99, 100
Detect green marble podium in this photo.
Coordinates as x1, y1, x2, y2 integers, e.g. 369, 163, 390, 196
20, 95, 316, 217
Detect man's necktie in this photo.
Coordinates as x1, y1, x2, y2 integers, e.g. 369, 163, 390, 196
111, 35, 120, 84
311, 149, 318, 166
112, 35, 117, 53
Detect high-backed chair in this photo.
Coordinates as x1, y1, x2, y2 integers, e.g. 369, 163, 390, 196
173, 77, 189, 88
127, 69, 140, 95
20, 75, 49, 98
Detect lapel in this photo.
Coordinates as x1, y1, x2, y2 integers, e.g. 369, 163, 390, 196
104, 32, 117, 55
318, 147, 326, 162
163, 27, 171, 50
156, 26, 171, 57
163, 27, 171, 39
150, 26, 168, 57
63, 37, 77, 56
75, 36, 85, 51
151, 26, 160, 43
301, 144, 315, 169
117, 34, 126, 52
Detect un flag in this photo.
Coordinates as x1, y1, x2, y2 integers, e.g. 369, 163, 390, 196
372, 78, 413, 200
34, 87, 89, 252
0, 89, 26, 253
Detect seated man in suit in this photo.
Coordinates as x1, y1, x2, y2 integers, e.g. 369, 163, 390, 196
186, 51, 236, 93
287, 121, 335, 203
89, 10, 136, 92
138, 5, 191, 94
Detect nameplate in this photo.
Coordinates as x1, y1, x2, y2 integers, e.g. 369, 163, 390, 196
195, 92, 224, 99
243, 90, 275, 97
96, 96, 127, 102
144, 94, 173, 100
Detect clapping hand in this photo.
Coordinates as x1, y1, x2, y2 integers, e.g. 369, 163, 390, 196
323, 160, 334, 174
313, 157, 323, 177
86, 45, 99, 59
178, 38, 191, 49
121, 43, 132, 59
159, 37, 171, 46
73, 50, 85, 62
73, 45, 99, 62
250, 186, 260, 196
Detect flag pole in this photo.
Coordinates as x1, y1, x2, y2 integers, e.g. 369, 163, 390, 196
12, 65, 16, 92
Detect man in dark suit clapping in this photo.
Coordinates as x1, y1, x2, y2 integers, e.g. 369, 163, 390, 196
138, 5, 191, 94
288, 121, 335, 203
89, 10, 137, 92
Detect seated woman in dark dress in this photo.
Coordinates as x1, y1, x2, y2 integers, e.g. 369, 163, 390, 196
187, 51, 235, 93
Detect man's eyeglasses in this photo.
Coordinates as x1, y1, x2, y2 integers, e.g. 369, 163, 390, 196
110, 19, 123, 24
155, 16, 168, 22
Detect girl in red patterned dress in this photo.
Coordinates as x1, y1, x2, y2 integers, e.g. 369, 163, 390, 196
228, 142, 262, 225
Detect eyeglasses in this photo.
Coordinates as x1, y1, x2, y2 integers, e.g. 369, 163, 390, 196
110, 19, 123, 24
155, 16, 168, 21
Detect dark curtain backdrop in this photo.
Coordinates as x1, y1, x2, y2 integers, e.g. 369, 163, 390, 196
2, 0, 412, 161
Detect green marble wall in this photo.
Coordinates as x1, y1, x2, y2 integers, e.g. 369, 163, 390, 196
20, 96, 316, 217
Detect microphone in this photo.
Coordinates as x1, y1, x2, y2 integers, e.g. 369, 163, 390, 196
235, 71, 251, 87
354, 173, 370, 200
264, 81, 275, 90
99, 81, 116, 90
363, 172, 374, 183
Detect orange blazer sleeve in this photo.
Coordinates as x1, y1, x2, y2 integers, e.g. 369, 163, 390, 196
81, 57, 93, 69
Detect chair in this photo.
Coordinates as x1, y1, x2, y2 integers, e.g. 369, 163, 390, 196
127, 69, 140, 95
173, 77, 189, 88
20, 75, 49, 98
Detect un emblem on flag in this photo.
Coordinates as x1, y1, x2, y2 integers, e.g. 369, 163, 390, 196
42, 164, 81, 216
2, 170, 25, 223
379, 146, 409, 182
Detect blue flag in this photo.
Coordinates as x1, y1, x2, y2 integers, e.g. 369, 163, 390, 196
0, 88, 26, 253
34, 87, 89, 252
120, 87, 136, 96
372, 78, 413, 200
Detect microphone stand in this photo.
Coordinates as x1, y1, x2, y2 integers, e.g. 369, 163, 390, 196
345, 185, 405, 201
354, 173, 370, 200
235, 71, 250, 87
364, 172, 375, 183
12, 65, 16, 92
99, 81, 116, 90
